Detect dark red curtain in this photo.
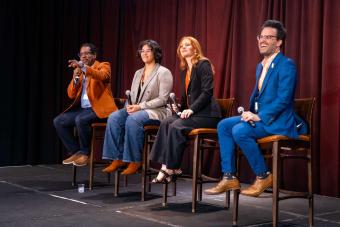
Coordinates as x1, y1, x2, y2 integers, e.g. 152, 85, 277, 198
1, 0, 339, 197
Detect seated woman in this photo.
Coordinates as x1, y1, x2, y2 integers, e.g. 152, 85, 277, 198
102, 40, 173, 175
149, 36, 222, 183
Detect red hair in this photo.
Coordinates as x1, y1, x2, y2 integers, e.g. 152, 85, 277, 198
176, 36, 214, 73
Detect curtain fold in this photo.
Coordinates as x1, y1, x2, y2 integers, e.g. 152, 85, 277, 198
1, 0, 339, 197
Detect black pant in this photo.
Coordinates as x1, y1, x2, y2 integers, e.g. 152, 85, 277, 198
150, 115, 220, 169
53, 108, 102, 155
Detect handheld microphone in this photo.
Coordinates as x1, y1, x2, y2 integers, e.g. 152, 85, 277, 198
73, 75, 80, 86
169, 93, 181, 116
72, 61, 84, 86
78, 60, 84, 68
237, 106, 256, 127
125, 90, 132, 105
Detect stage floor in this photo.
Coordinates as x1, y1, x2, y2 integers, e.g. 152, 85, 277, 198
0, 164, 339, 227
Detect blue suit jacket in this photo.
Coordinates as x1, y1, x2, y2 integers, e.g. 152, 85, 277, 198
249, 52, 307, 138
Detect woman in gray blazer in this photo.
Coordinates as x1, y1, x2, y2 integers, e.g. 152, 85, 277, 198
102, 40, 173, 174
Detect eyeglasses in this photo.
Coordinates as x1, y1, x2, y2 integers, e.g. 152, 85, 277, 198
257, 35, 277, 41
139, 49, 152, 54
78, 52, 93, 57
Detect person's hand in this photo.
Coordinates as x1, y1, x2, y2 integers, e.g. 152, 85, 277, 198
180, 109, 194, 119
126, 104, 141, 114
171, 103, 179, 113
241, 111, 261, 122
68, 60, 84, 68
73, 68, 82, 77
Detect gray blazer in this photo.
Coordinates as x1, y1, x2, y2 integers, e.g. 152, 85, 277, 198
130, 64, 173, 120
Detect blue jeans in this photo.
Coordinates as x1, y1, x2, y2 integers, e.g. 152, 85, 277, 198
102, 108, 159, 162
217, 116, 271, 176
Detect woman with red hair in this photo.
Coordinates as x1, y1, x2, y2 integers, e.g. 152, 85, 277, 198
150, 36, 222, 183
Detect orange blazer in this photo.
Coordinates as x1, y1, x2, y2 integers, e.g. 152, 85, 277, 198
65, 60, 117, 118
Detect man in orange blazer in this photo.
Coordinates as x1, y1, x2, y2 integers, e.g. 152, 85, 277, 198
54, 43, 117, 166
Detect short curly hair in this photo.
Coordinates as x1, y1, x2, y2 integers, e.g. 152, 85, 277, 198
137, 39, 163, 64
260, 20, 287, 41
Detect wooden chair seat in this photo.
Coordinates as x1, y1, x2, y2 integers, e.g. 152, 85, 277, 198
188, 128, 217, 135
257, 134, 310, 144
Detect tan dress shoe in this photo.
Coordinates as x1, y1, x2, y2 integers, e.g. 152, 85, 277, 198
73, 154, 88, 166
102, 160, 125, 173
204, 178, 241, 195
241, 173, 273, 197
121, 162, 142, 175
62, 152, 81, 165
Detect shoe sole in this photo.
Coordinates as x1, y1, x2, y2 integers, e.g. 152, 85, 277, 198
241, 185, 272, 197
102, 164, 126, 173
204, 186, 241, 195
72, 162, 88, 167
62, 161, 74, 165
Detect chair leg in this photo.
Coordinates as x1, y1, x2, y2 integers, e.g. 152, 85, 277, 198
197, 145, 203, 202
141, 152, 147, 201
232, 189, 240, 226
224, 190, 230, 209
148, 174, 152, 192
198, 182, 202, 201
162, 182, 168, 207
107, 173, 111, 183
141, 172, 147, 201
89, 131, 95, 191
192, 135, 199, 213
89, 160, 94, 191
173, 181, 176, 196
114, 171, 120, 197
232, 148, 241, 225
308, 150, 314, 227
124, 175, 128, 187
72, 165, 77, 187
141, 136, 149, 202
272, 141, 279, 227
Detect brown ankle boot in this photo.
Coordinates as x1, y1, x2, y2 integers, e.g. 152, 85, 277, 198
102, 160, 125, 173
121, 162, 142, 175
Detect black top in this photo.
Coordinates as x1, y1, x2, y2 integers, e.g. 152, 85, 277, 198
179, 59, 221, 118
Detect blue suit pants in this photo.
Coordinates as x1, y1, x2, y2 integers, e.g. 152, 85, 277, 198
217, 116, 271, 175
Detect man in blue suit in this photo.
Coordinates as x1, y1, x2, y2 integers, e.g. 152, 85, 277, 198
205, 20, 307, 197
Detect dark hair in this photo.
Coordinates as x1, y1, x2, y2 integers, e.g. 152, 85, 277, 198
260, 20, 287, 41
80, 43, 98, 55
137, 39, 162, 64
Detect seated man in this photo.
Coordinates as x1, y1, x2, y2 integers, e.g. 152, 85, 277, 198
205, 20, 307, 197
54, 43, 117, 166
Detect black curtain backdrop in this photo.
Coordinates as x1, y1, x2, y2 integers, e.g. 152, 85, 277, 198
1, 0, 339, 197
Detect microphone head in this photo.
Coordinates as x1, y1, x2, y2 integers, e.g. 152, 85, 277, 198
169, 92, 175, 99
78, 61, 84, 68
125, 90, 131, 96
237, 106, 244, 114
